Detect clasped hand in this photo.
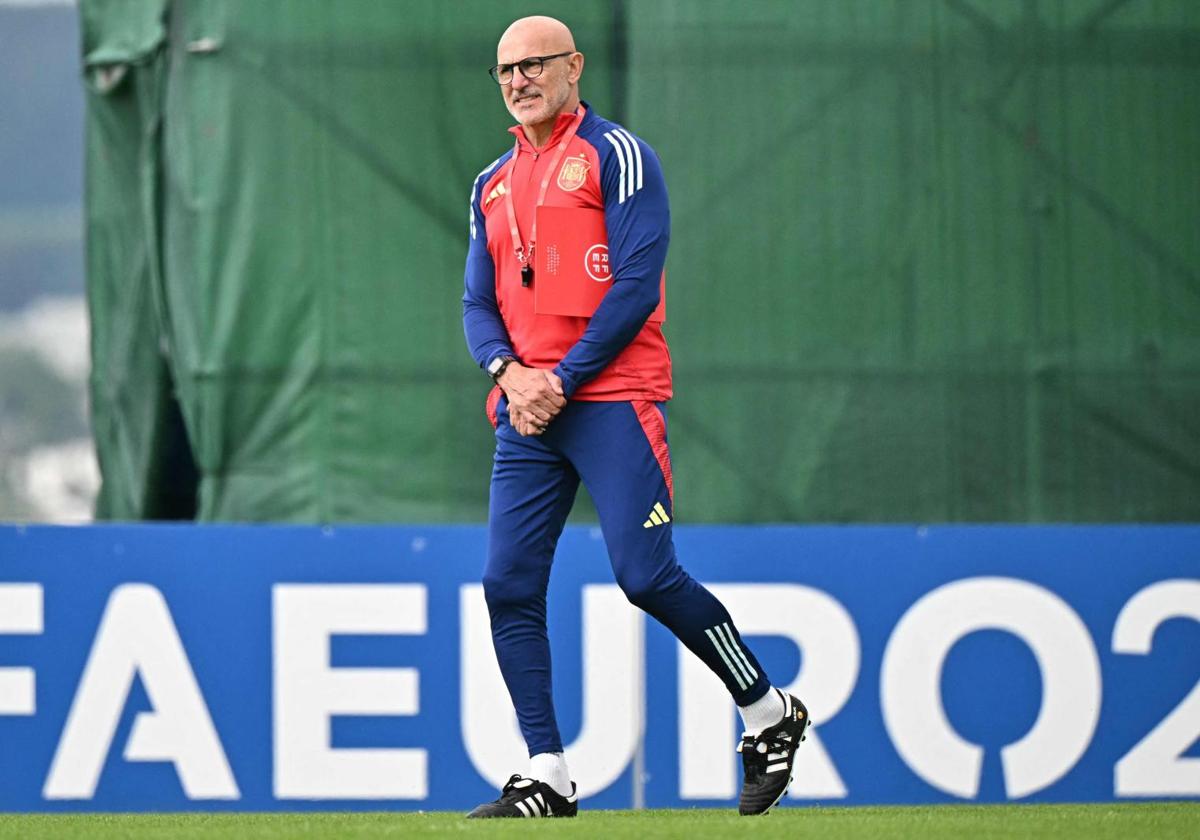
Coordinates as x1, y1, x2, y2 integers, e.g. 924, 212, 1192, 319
498, 364, 566, 436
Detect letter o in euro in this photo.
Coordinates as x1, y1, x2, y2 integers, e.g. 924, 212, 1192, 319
880, 577, 1101, 799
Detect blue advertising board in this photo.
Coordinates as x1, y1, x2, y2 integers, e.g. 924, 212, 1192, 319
0, 524, 1197, 811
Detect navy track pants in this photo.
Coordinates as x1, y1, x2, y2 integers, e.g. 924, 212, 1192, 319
484, 396, 770, 756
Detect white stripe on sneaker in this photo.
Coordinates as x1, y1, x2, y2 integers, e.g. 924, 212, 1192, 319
515, 799, 533, 817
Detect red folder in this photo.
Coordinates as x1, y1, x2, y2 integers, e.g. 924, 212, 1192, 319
533, 205, 666, 322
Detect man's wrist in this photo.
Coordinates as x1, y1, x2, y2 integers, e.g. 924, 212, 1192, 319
487, 354, 518, 383
552, 365, 576, 399
495, 362, 523, 389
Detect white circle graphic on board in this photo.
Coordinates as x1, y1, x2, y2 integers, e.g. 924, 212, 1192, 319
585, 244, 611, 282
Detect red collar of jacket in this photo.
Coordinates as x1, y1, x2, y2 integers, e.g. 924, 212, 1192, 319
507, 104, 586, 152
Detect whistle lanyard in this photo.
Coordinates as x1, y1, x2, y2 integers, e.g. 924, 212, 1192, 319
504, 108, 584, 287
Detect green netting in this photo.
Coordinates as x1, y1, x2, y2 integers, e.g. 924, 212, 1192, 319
82, 0, 1200, 523
83, 0, 198, 520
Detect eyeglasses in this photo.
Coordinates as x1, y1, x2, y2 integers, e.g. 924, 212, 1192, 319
488, 52, 573, 85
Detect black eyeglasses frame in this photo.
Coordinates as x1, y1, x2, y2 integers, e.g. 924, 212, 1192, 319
488, 52, 574, 85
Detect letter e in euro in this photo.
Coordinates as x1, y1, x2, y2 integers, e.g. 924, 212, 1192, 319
273, 584, 428, 799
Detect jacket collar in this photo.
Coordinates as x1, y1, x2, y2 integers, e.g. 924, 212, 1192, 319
508, 101, 589, 151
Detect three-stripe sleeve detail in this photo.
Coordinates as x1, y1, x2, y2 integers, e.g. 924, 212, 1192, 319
603, 128, 644, 205
619, 128, 644, 191
469, 155, 502, 239
612, 130, 637, 199
603, 132, 627, 203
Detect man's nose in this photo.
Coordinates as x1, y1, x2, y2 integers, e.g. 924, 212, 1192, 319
510, 71, 531, 91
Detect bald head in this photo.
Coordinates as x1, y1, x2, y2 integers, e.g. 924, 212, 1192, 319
494, 16, 584, 146
497, 16, 576, 62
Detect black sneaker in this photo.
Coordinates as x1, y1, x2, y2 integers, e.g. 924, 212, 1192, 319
466, 773, 578, 818
737, 691, 810, 815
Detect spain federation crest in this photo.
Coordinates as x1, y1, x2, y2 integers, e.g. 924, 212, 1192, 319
557, 155, 590, 191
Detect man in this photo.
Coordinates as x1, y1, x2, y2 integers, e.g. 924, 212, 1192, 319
462, 15, 808, 818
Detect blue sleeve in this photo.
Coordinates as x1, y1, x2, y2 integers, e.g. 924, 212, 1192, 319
553, 128, 669, 397
462, 158, 516, 371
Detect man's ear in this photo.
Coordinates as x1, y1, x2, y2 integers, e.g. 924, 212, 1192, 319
569, 52, 585, 84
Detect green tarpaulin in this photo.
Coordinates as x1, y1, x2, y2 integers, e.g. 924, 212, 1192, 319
82, 0, 1200, 522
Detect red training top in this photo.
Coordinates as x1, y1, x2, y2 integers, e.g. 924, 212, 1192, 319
463, 104, 672, 402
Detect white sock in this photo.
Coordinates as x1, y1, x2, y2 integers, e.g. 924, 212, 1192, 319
738, 687, 786, 736
530, 752, 572, 797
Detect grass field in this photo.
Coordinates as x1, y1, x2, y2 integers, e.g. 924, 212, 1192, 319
1, 803, 1196, 839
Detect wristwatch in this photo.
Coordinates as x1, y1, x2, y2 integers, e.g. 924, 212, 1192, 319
487, 354, 517, 383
